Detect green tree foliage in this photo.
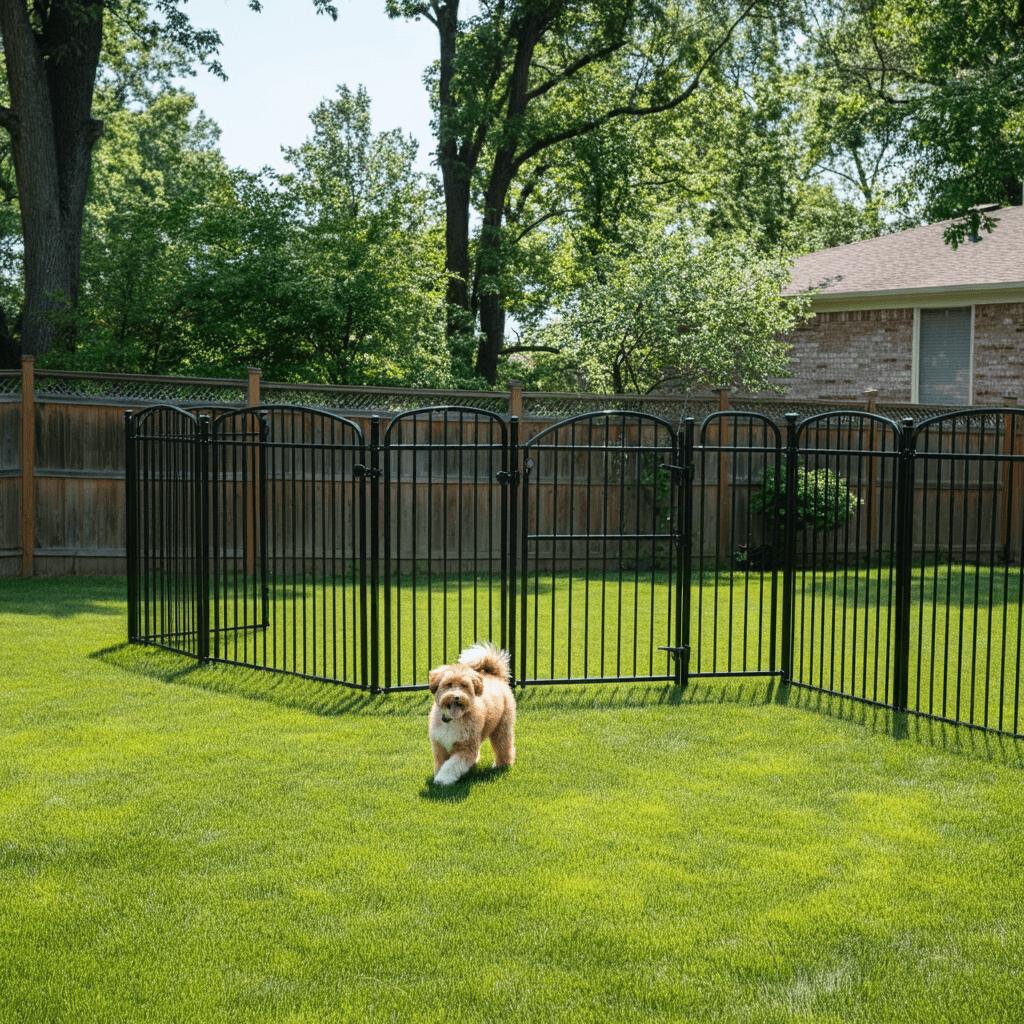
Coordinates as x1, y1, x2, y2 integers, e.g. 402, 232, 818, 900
388, 0, 801, 384
804, 0, 1024, 240
0, 0, 338, 367
51, 84, 451, 385
530, 216, 811, 395
275, 86, 450, 386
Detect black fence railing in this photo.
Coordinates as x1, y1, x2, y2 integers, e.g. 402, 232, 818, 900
126, 404, 1024, 739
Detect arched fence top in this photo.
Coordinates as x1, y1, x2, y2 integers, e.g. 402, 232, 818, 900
129, 404, 201, 434
381, 404, 508, 446
913, 406, 1024, 442
697, 409, 782, 449
212, 404, 367, 445
793, 409, 904, 454
522, 408, 677, 450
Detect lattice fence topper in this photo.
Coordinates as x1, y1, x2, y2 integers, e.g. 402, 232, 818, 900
28, 371, 248, 407
259, 382, 509, 416
520, 391, 719, 425
0, 372, 21, 396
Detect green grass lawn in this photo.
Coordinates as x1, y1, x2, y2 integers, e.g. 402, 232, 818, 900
3, 575, 1024, 1023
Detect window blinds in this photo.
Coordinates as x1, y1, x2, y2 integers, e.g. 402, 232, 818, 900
919, 306, 971, 405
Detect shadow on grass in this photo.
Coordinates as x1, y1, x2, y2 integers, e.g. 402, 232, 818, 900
93, 642, 1024, 768
419, 765, 512, 804
781, 682, 1024, 769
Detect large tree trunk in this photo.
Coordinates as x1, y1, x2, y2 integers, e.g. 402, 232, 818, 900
0, 0, 104, 367
434, 0, 475, 343
473, 10, 546, 383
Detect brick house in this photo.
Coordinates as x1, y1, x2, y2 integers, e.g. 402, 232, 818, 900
771, 204, 1024, 405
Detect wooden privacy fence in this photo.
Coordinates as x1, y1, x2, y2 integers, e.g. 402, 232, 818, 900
1, 357, 1018, 576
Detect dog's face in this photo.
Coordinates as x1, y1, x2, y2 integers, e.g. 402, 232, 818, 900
429, 663, 485, 720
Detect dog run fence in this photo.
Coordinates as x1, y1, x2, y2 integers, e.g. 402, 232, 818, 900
126, 404, 1024, 739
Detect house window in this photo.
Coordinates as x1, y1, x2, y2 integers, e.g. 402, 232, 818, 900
915, 306, 973, 405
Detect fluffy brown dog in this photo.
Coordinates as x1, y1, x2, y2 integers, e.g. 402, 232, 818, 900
428, 642, 516, 786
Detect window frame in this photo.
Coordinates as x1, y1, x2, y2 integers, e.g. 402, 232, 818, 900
911, 304, 975, 405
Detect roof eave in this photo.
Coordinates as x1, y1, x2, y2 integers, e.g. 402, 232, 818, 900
784, 280, 1024, 312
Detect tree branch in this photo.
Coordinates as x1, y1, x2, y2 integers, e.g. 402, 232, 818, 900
524, 41, 627, 103
510, 0, 764, 175
0, 105, 17, 135
502, 342, 562, 355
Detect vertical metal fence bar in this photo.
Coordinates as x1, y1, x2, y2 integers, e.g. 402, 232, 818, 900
892, 418, 915, 711
780, 414, 799, 685
506, 417, 518, 678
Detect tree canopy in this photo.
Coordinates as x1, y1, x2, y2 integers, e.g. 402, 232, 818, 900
1, 0, 1016, 388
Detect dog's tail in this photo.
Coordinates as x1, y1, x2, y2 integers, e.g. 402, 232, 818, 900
458, 641, 510, 678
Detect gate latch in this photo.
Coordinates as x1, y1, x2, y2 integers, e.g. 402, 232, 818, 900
496, 469, 521, 486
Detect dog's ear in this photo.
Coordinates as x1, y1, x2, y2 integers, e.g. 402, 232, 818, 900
428, 667, 445, 693
471, 670, 484, 696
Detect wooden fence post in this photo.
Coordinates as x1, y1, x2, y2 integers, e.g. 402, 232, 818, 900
248, 366, 261, 409
21, 356, 34, 578
508, 379, 523, 421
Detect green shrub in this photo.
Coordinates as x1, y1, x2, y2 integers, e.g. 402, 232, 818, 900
750, 459, 862, 533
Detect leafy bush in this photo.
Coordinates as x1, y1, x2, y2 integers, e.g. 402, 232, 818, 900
750, 459, 862, 533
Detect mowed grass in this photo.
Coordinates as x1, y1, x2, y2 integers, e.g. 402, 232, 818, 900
2, 575, 1024, 1024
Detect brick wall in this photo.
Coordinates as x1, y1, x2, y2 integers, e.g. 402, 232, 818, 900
973, 301, 1024, 403
747, 301, 1024, 404
759, 307, 914, 401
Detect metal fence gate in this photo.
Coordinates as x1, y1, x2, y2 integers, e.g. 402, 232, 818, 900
127, 403, 1024, 738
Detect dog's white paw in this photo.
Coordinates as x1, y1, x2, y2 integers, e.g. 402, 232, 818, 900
433, 757, 469, 786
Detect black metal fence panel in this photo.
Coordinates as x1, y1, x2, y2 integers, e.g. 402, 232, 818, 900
126, 406, 208, 659
788, 412, 903, 707
518, 412, 683, 687
686, 411, 784, 680
907, 409, 1024, 733
376, 407, 512, 691
207, 406, 367, 687
125, 403, 1024, 740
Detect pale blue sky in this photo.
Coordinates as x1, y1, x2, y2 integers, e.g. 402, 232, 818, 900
175, 0, 447, 174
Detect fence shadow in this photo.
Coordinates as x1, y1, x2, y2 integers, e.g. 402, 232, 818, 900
95, 642, 1024, 768
781, 682, 1024, 769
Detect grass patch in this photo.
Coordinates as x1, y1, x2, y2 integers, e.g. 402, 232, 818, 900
3, 575, 1024, 1023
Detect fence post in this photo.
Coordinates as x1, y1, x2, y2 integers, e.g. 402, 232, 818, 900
780, 412, 799, 684
125, 410, 137, 640
509, 379, 523, 421
368, 416, 381, 693
196, 415, 211, 662
20, 355, 34, 577
676, 417, 696, 687
506, 416, 520, 684
892, 417, 916, 711
245, 368, 261, 577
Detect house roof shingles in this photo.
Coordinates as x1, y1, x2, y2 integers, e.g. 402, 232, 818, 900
783, 205, 1024, 300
